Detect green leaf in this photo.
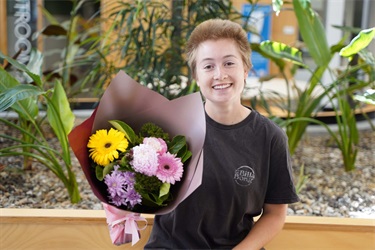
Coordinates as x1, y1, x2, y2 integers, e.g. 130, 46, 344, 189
173, 143, 192, 163
251, 43, 286, 70
181, 150, 192, 163
340, 27, 375, 57
168, 135, 187, 154
26, 49, 44, 78
159, 183, 170, 198
0, 61, 40, 120
49, 80, 75, 134
140, 193, 165, 207
46, 80, 75, 162
0, 84, 43, 112
259, 40, 306, 67
292, 0, 331, 66
353, 89, 375, 105
95, 165, 104, 181
108, 120, 136, 144
0, 51, 43, 87
103, 164, 114, 177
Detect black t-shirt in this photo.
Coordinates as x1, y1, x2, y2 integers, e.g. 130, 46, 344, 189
145, 109, 299, 249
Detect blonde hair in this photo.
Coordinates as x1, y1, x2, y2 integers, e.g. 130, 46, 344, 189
186, 19, 252, 79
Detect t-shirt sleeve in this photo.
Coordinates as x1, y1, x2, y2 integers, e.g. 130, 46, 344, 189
264, 126, 299, 204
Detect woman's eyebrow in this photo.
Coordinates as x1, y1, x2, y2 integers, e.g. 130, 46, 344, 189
223, 54, 237, 59
199, 55, 237, 64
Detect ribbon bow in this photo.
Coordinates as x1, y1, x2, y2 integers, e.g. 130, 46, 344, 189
102, 203, 148, 246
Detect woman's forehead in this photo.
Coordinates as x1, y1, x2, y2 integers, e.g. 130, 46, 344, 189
196, 39, 241, 61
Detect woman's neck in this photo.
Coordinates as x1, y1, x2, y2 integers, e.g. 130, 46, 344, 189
205, 102, 251, 125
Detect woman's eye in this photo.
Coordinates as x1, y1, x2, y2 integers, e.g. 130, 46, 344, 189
203, 65, 213, 70
225, 61, 235, 66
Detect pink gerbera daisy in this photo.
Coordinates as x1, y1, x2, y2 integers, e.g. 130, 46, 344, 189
156, 152, 184, 184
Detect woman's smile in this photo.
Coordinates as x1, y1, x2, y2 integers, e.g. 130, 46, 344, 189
213, 83, 232, 90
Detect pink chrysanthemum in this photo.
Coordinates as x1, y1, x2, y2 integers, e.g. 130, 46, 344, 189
156, 152, 184, 184
143, 137, 168, 154
131, 144, 159, 176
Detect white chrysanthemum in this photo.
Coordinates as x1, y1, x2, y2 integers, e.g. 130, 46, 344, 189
143, 137, 168, 154
131, 144, 159, 176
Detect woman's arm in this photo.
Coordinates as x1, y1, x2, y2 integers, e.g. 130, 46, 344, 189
233, 203, 287, 250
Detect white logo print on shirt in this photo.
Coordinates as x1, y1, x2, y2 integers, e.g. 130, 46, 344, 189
234, 166, 255, 186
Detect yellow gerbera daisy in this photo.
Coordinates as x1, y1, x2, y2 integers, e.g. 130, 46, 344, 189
87, 128, 129, 166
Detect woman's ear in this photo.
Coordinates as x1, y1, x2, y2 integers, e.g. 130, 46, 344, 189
244, 70, 248, 79
195, 78, 200, 87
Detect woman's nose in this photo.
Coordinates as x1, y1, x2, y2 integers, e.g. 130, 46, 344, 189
213, 67, 228, 80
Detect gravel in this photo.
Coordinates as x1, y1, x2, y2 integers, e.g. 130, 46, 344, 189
1, 118, 374, 218
289, 128, 375, 218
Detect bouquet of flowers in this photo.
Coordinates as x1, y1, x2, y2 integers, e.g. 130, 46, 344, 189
68, 71, 205, 246
87, 119, 191, 212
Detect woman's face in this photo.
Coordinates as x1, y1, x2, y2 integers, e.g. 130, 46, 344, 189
195, 38, 248, 106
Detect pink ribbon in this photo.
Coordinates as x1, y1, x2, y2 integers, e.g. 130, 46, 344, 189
102, 203, 147, 246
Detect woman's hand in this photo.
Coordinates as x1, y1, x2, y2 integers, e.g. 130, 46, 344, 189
233, 203, 287, 250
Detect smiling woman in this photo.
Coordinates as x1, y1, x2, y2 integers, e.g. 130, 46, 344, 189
144, 19, 299, 250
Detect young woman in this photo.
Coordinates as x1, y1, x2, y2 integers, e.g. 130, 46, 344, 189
145, 19, 299, 250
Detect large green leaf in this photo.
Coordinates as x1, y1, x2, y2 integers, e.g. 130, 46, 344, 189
0, 68, 39, 119
169, 135, 187, 155
259, 40, 306, 67
292, 0, 331, 66
251, 43, 286, 70
26, 49, 44, 79
49, 80, 75, 134
340, 27, 375, 57
0, 51, 43, 87
0, 84, 43, 112
46, 80, 75, 161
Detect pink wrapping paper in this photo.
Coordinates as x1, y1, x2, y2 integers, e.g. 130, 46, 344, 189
68, 71, 205, 245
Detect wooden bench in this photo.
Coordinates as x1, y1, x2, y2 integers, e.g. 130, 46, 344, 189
1, 209, 374, 249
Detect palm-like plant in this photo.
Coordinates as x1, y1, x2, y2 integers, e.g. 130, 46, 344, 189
0, 50, 80, 203
251, 0, 375, 171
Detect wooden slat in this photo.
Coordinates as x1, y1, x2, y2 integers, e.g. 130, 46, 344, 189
1, 208, 374, 250
266, 216, 375, 250
0, 209, 153, 250
36, 0, 44, 52
0, 0, 7, 54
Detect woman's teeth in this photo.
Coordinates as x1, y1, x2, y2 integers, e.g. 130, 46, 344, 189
213, 84, 231, 90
